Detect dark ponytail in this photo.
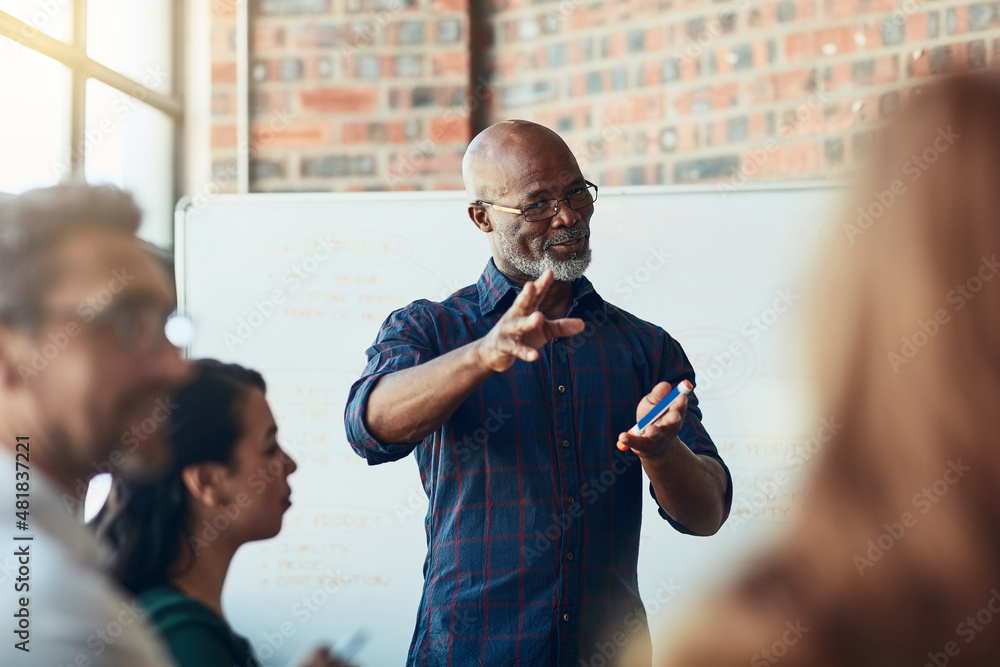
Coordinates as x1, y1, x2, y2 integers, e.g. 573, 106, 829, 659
92, 359, 266, 596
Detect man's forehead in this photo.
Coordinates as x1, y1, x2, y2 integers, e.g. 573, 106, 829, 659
46, 228, 173, 305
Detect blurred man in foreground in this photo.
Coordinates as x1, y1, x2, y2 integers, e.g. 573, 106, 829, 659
0, 184, 191, 665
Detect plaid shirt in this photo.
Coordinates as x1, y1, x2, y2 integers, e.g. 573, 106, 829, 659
344, 259, 731, 667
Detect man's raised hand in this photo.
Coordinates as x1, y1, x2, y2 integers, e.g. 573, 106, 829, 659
475, 269, 586, 373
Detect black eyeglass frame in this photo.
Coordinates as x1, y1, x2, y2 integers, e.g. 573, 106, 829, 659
473, 180, 599, 223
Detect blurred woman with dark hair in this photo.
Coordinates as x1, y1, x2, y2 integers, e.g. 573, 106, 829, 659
94, 359, 348, 667
662, 70, 1000, 666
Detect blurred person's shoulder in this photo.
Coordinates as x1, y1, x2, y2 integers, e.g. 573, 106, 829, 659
0, 448, 176, 665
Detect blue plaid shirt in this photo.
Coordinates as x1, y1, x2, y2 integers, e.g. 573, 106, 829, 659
344, 259, 731, 667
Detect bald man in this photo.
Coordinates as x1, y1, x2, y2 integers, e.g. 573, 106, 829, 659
345, 120, 731, 667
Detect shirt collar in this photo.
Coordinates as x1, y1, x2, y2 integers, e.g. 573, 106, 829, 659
477, 257, 607, 317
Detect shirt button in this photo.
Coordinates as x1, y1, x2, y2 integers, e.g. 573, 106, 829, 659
567, 552, 574, 560
563, 613, 570, 622
568, 496, 575, 503
558, 384, 566, 394
562, 439, 570, 448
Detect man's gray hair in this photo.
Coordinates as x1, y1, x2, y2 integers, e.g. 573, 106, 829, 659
0, 184, 142, 330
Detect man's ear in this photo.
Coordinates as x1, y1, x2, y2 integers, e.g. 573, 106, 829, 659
468, 204, 493, 233
181, 463, 226, 508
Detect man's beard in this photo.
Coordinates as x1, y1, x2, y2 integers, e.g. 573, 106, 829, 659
496, 226, 592, 282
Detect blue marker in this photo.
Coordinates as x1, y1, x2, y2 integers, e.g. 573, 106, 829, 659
629, 380, 693, 435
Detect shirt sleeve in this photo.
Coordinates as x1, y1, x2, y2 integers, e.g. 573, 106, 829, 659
343, 302, 440, 465
648, 330, 734, 534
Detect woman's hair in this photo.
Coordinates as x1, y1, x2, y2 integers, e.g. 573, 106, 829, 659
93, 359, 266, 596
666, 70, 1000, 666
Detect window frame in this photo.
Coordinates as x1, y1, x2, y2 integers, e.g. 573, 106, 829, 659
0, 1, 184, 207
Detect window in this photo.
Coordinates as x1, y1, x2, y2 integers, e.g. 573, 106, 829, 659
0, 0, 182, 247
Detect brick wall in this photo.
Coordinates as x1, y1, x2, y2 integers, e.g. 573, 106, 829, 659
486, 0, 1000, 187
206, 0, 1000, 192
208, 0, 470, 193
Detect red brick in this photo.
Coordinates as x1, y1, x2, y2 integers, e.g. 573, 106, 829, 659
758, 142, 820, 177
748, 112, 769, 140
822, 0, 853, 19
341, 121, 368, 145
786, 26, 857, 61
671, 89, 693, 115
433, 51, 469, 77
431, 181, 465, 190
645, 26, 664, 51
212, 61, 237, 84
428, 115, 469, 143
211, 124, 237, 149
432, 0, 467, 10
255, 91, 289, 114
679, 58, 700, 80
300, 88, 377, 113
710, 119, 728, 147
608, 32, 626, 58
906, 13, 929, 41
712, 82, 739, 109
827, 62, 852, 91
677, 123, 699, 152
252, 26, 285, 51
747, 75, 777, 105
954, 5, 970, 34
874, 55, 900, 85
252, 121, 331, 150
714, 47, 734, 76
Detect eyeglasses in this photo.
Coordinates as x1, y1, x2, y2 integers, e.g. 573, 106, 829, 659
2, 300, 194, 355
475, 181, 599, 223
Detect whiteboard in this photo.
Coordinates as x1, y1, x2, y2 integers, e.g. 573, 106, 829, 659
175, 183, 846, 666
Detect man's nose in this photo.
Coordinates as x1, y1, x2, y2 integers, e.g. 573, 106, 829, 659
549, 200, 582, 228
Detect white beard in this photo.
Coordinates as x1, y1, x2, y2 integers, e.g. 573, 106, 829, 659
495, 226, 592, 282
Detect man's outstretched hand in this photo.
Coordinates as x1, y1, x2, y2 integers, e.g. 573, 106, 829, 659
475, 269, 586, 373
616, 381, 689, 461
